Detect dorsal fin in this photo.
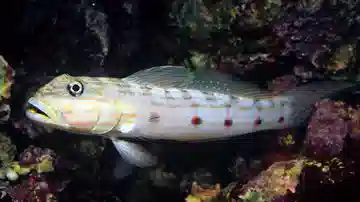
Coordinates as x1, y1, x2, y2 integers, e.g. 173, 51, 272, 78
123, 65, 194, 88
123, 65, 273, 98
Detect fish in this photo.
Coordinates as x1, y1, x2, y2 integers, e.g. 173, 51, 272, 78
25, 65, 360, 168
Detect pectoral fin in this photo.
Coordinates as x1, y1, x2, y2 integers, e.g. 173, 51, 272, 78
111, 138, 157, 167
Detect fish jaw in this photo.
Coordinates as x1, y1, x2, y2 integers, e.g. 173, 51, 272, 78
26, 97, 69, 129
26, 96, 123, 135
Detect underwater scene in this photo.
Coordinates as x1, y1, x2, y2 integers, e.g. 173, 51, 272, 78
1, 0, 360, 201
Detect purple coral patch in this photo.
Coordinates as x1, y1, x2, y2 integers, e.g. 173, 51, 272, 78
305, 100, 349, 158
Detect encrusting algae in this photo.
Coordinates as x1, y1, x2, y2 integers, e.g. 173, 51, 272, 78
0, 132, 16, 166
185, 182, 222, 202
228, 158, 306, 202
0, 145, 55, 182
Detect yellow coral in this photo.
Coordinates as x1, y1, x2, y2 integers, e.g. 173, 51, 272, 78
186, 195, 202, 202
186, 182, 221, 202
327, 44, 354, 73
35, 157, 54, 173
46, 193, 56, 202
284, 165, 302, 177
230, 6, 240, 20
11, 162, 31, 175
279, 133, 295, 146
321, 165, 330, 173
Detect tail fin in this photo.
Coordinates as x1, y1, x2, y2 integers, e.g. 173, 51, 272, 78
281, 80, 360, 125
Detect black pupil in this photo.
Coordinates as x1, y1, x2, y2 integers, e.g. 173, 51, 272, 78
72, 84, 80, 92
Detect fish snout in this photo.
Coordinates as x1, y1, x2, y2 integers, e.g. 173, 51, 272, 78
25, 97, 58, 125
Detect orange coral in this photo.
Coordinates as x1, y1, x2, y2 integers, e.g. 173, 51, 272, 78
185, 182, 221, 202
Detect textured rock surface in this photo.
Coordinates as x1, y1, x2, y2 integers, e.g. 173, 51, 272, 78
305, 100, 349, 158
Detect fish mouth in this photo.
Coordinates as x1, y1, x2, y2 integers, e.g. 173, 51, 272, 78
25, 98, 53, 123
27, 104, 49, 118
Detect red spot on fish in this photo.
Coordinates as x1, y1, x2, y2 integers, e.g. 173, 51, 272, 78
278, 116, 284, 123
254, 117, 262, 126
191, 103, 200, 108
191, 116, 202, 125
224, 119, 233, 127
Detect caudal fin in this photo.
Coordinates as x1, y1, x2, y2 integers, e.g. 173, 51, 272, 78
281, 80, 360, 125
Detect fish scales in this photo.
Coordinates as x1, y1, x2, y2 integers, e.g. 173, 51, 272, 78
25, 65, 360, 168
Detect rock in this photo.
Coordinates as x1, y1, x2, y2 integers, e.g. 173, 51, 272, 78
0, 56, 14, 123
0, 132, 16, 165
305, 99, 349, 158
149, 167, 177, 188
229, 156, 248, 180
185, 182, 222, 202
5, 170, 18, 181
228, 158, 305, 202
272, 9, 348, 77
16, 1, 111, 76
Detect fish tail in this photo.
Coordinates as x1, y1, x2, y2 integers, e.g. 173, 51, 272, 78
282, 80, 360, 100
281, 80, 360, 125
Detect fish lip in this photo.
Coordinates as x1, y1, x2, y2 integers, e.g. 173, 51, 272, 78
25, 97, 54, 124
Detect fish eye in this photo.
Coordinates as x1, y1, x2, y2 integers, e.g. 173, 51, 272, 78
67, 81, 84, 97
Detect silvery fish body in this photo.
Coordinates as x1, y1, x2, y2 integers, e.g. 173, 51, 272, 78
25, 66, 359, 167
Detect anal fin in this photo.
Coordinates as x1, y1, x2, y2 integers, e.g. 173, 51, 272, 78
111, 138, 157, 167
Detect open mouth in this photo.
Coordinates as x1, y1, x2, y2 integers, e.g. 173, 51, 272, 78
26, 103, 50, 118
25, 98, 52, 121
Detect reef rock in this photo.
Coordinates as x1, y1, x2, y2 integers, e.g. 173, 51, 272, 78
0, 132, 16, 166
305, 99, 349, 158
228, 158, 305, 202
0, 56, 14, 123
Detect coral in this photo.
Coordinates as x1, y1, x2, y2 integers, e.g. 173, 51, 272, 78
344, 106, 360, 141
185, 182, 221, 202
278, 133, 295, 147
327, 43, 355, 74
0, 55, 15, 123
0, 132, 16, 166
305, 98, 360, 159
301, 157, 354, 185
0, 55, 15, 100
170, 0, 241, 39
229, 158, 305, 202
0, 145, 71, 202
4, 173, 66, 202
0, 162, 31, 182
238, 190, 265, 202
19, 145, 56, 168
182, 168, 224, 202
5, 1, 360, 202
0, 146, 55, 183
271, 8, 352, 82
305, 99, 349, 158
272, 10, 346, 61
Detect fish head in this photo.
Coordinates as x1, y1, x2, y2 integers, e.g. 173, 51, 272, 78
26, 74, 122, 134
